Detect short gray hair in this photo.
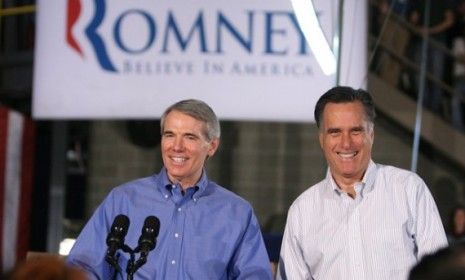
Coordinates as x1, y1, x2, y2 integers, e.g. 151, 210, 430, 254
160, 99, 221, 141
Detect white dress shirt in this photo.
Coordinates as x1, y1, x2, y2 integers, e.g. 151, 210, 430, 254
277, 160, 448, 280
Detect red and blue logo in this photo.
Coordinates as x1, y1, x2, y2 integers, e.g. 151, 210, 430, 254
66, 0, 117, 72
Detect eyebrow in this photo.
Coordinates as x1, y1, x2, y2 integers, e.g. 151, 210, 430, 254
326, 125, 365, 134
351, 126, 365, 132
162, 130, 201, 139
326, 128, 341, 134
184, 132, 199, 138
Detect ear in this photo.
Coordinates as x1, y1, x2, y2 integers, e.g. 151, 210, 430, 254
207, 138, 220, 157
369, 126, 375, 144
318, 130, 324, 149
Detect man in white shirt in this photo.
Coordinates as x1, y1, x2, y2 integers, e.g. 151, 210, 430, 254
277, 86, 448, 280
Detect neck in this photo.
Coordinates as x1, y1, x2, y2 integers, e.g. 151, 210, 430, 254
333, 176, 361, 199
173, 181, 194, 191
169, 176, 201, 191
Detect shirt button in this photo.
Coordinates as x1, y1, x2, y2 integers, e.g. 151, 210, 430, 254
178, 207, 182, 212
175, 233, 179, 238
171, 260, 176, 265
193, 198, 197, 202
164, 194, 168, 199
172, 185, 176, 189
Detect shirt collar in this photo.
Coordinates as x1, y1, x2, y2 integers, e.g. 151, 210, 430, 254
156, 167, 209, 200
324, 160, 377, 199
363, 160, 377, 194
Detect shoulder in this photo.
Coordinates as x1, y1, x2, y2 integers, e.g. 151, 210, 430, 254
289, 179, 326, 214
296, 179, 326, 201
376, 164, 425, 186
201, 183, 260, 232
110, 175, 155, 192
118, 175, 156, 189
100, 174, 160, 205
204, 182, 254, 212
374, 163, 430, 201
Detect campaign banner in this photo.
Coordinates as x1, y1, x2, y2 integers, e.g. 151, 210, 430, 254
33, 0, 366, 122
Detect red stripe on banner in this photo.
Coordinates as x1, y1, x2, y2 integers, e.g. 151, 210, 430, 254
16, 118, 35, 262
66, 0, 83, 56
0, 108, 9, 271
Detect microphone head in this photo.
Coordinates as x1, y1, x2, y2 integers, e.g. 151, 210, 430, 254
144, 216, 160, 235
106, 214, 130, 247
138, 216, 160, 251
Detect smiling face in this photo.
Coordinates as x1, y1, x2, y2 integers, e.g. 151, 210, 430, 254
319, 101, 374, 188
161, 110, 219, 189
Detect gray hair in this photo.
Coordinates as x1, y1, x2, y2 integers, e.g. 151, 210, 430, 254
160, 99, 221, 141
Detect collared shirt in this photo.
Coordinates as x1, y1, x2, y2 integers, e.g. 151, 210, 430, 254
67, 168, 272, 280
277, 160, 447, 280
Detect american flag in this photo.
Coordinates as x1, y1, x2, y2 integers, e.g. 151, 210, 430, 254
0, 107, 35, 272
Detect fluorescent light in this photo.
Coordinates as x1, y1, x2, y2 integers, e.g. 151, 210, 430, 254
290, 0, 337, 75
59, 238, 76, 256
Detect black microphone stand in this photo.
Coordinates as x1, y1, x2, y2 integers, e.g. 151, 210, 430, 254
107, 244, 134, 280
125, 249, 136, 280
107, 253, 121, 280
126, 246, 150, 280
106, 244, 152, 280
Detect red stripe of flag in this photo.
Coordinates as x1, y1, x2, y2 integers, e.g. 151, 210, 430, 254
16, 117, 35, 262
0, 108, 9, 271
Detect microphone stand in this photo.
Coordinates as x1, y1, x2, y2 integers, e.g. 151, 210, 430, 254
108, 254, 121, 280
126, 247, 149, 279
106, 242, 153, 280
107, 244, 134, 280
125, 252, 136, 280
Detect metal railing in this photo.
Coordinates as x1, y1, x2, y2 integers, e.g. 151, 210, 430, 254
0, 1, 35, 54
368, 0, 465, 116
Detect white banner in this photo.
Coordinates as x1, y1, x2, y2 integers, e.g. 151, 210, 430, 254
33, 0, 366, 122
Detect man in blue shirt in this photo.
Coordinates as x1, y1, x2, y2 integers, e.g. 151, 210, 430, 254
67, 99, 273, 279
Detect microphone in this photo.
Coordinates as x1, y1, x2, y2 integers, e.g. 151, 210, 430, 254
137, 216, 160, 257
127, 216, 160, 278
105, 215, 130, 264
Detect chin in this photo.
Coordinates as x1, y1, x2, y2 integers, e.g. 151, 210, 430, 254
340, 169, 358, 177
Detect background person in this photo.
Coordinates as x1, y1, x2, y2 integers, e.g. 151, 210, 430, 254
451, 0, 465, 131
447, 205, 465, 244
409, 242, 465, 280
409, 0, 454, 114
7, 255, 87, 280
376, 0, 411, 87
277, 86, 447, 280
66, 99, 273, 279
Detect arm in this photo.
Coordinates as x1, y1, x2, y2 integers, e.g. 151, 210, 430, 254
67, 196, 117, 280
427, 9, 454, 35
276, 205, 311, 280
410, 8, 454, 36
411, 177, 448, 259
228, 209, 273, 280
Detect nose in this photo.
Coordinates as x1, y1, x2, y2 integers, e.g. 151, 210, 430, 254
341, 132, 352, 149
173, 136, 184, 151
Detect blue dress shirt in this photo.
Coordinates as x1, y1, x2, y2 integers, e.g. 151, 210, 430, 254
67, 168, 272, 279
